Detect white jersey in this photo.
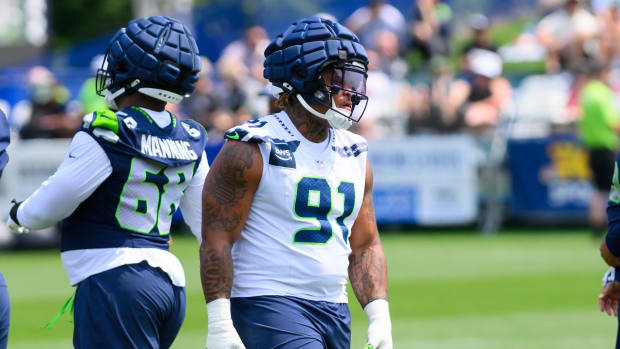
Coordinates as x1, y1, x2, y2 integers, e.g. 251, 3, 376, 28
229, 111, 367, 303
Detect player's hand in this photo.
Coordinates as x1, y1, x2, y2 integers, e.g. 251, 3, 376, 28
364, 299, 393, 349
206, 298, 245, 349
7, 200, 29, 234
600, 267, 620, 317
206, 320, 245, 349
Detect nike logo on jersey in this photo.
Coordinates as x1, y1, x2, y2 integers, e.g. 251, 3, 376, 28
226, 132, 240, 140
140, 135, 198, 161
68, 153, 77, 159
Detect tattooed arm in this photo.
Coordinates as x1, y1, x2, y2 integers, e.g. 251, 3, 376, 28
349, 159, 392, 349
349, 159, 388, 306
200, 140, 262, 301
200, 140, 262, 349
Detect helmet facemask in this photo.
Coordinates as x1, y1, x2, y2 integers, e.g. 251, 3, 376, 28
95, 48, 133, 111
297, 61, 369, 130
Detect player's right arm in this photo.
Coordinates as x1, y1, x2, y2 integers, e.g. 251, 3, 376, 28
7, 131, 111, 231
200, 139, 262, 349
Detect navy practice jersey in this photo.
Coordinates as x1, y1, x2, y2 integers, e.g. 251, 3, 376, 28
61, 107, 207, 252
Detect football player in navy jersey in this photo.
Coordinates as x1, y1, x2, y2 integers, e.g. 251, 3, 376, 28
200, 17, 392, 349
7, 16, 208, 349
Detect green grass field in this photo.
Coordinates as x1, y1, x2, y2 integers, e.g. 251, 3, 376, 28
1, 230, 616, 348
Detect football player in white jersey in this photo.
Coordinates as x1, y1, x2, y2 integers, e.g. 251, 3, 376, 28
201, 17, 392, 349
7, 16, 207, 348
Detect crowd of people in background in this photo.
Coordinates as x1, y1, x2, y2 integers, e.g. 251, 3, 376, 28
9, 0, 620, 144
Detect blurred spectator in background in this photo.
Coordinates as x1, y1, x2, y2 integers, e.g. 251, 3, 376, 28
215, 25, 270, 118
19, 66, 80, 139
179, 56, 219, 128
536, 0, 599, 72
216, 24, 270, 118
372, 29, 408, 79
593, 0, 620, 15
358, 48, 411, 139
207, 108, 235, 141
538, 0, 567, 16
218, 24, 269, 84
345, 0, 406, 50
460, 14, 497, 61
595, 0, 620, 63
450, 49, 513, 134
408, 0, 453, 65
407, 59, 462, 133
76, 55, 108, 115
215, 55, 248, 113
577, 59, 620, 236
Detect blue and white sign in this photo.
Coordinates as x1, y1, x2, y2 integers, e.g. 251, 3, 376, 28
507, 135, 592, 218
369, 135, 478, 225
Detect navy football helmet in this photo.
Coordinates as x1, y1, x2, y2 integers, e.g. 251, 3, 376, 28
263, 17, 369, 129
96, 16, 201, 110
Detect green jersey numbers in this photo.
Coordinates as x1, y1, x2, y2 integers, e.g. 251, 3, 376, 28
293, 177, 356, 245
116, 157, 194, 234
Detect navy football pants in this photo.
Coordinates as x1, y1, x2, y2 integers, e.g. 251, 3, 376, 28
73, 261, 185, 349
231, 295, 351, 349
0, 272, 9, 349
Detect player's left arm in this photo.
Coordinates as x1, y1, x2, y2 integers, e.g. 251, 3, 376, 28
348, 159, 392, 349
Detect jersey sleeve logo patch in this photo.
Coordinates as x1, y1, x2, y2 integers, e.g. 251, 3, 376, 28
269, 140, 298, 168
123, 117, 137, 129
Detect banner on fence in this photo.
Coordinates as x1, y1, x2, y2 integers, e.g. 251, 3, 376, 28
507, 134, 593, 218
369, 135, 478, 225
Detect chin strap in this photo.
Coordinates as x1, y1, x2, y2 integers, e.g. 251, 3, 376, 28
295, 94, 353, 130
104, 87, 125, 110
138, 87, 184, 104
104, 79, 185, 110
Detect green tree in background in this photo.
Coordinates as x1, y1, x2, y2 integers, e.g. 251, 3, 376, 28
50, 0, 133, 48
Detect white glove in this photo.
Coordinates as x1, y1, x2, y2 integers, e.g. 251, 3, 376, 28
603, 267, 616, 287
206, 298, 245, 349
7, 200, 29, 234
364, 299, 392, 349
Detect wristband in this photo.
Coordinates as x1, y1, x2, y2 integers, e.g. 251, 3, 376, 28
363, 299, 390, 322
206, 298, 232, 324
9, 199, 22, 225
